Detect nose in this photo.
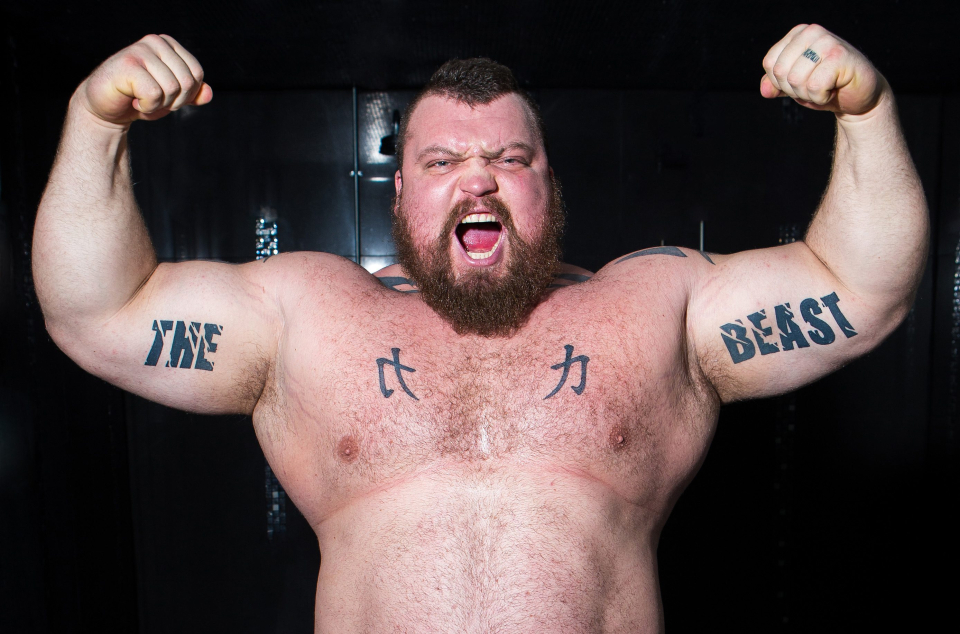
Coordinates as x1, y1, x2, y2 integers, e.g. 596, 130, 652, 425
458, 158, 498, 197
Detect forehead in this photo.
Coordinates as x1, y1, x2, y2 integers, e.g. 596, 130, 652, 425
405, 94, 541, 161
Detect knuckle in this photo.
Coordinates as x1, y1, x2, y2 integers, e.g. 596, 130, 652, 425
772, 63, 788, 80
125, 43, 146, 58
118, 52, 141, 69
786, 71, 804, 85
824, 46, 845, 62
141, 84, 162, 101
139, 33, 163, 46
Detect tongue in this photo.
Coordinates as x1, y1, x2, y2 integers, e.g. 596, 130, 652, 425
462, 226, 501, 253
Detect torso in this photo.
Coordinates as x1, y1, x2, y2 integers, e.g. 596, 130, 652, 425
252, 255, 720, 633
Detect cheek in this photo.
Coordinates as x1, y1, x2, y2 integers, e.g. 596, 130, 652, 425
399, 196, 448, 247
403, 180, 453, 224
506, 175, 552, 237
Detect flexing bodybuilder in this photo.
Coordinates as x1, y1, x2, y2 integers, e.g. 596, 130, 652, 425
34, 24, 927, 632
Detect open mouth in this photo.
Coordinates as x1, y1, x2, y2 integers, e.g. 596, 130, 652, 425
455, 213, 504, 261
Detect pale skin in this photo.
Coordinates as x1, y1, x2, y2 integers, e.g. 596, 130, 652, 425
33, 25, 927, 633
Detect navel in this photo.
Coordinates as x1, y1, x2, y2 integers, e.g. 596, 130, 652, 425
337, 435, 360, 463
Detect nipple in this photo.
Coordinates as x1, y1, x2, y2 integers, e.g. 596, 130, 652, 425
337, 435, 360, 463
609, 426, 628, 450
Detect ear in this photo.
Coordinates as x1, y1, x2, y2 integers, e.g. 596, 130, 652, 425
393, 170, 403, 215
549, 166, 554, 180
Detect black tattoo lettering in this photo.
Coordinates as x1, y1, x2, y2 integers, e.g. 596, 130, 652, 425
376, 348, 419, 400
717, 292, 857, 364
747, 310, 780, 355
195, 324, 222, 371
616, 246, 687, 264
719, 320, 756, 364
168, 321, 195, 368
144, 320, 223, 371
775, 303, 810, 351
145, 320, 174, 366
545, 344, 590, 399
799, 298, 835, 345
802, 48, 821, 64
698, 251, 716, 265
820, 292, 857, 338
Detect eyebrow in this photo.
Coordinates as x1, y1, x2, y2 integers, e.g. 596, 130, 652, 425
416, 141, 536, 164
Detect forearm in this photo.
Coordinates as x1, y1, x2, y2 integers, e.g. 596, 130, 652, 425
33, 91, 158, 333
805, 88, 929, 315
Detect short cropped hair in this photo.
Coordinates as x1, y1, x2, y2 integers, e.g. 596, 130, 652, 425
396, 58, 547, 169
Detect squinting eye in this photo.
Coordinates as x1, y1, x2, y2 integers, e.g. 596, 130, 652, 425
432, 161, 449, 167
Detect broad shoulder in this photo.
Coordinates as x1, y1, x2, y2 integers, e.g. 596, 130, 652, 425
588, 245, 720, 296
243, 251, 386, 309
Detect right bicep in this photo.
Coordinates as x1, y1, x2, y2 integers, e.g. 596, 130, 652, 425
53, 258, 281, 415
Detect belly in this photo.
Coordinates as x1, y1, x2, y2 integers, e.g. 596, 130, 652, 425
313, 463, 665, 633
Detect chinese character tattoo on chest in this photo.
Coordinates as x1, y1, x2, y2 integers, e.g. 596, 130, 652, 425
376, 348, 419, 400
544, 344, 590, 399
373, 344, 591, 401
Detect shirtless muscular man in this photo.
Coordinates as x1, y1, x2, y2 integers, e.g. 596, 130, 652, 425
33, 24, 928, 632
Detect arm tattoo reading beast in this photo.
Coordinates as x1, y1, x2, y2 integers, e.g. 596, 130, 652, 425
719, 292, 857, 364
144, 320, 223, 370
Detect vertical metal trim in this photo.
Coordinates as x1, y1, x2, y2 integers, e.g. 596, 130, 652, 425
255, 216, 285, 540
949, 235, 960, 449
353, 86, 361, 265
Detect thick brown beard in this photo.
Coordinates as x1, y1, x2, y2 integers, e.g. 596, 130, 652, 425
392, 176, 566, 337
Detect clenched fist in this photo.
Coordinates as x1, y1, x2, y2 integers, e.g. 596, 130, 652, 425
761, 24, 886, 118
77, 34, 212, 127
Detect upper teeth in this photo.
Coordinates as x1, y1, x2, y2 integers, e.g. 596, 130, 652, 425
460, 213, 497, 224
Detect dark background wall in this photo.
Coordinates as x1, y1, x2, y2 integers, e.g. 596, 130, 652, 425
1, 1, 957, 632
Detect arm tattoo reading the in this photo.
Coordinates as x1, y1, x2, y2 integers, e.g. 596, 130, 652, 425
718, 292, 857, 364
145, 320, 223, 371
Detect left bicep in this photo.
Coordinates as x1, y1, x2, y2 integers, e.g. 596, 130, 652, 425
689, 242, 901, 403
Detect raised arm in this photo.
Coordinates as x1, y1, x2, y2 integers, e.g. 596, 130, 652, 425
689, 24, 928, 402
33, 35, 280, 415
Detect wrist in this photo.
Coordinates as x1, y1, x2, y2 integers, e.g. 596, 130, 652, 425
68, 87, 133, 134
835, 75, 895, 127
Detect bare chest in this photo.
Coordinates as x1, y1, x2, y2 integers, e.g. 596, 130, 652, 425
257, 287, 715, 521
